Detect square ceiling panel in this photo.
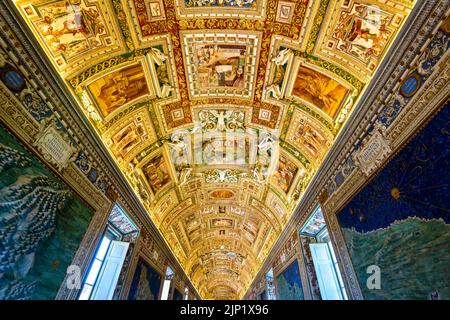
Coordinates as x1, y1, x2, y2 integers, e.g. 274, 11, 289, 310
174, 0, 266, 20
180, 30, 262, 100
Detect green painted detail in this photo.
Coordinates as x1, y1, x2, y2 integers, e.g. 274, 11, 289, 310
279, 141, 311, 169
306, 55, 365, 92
112, 0, 134, 52
289, 101, 335, 135
148, 102, 164, 140
306, 0, 330, 54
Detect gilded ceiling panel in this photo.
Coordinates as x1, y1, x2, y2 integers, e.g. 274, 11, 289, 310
283, 107, 333, 166
180, 30, 262, 100
175, 0, 266, 20
314, 0, 414, 79
103, 107, 158, 165
15, 0, 127, 76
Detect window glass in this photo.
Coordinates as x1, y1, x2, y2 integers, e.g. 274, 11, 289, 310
85, 259, 102, 286
96, 237, 111, 261
78, 285, 93, 300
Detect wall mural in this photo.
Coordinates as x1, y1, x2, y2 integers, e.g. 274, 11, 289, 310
337, 104, 450, 300
24, 0, 107, 58
128, 258, 162, 300
181, 31, 261, 100
15, 0, 124, 72
195, 44, 246, 89
0, 125, 93, 300
276, 260, 304, 300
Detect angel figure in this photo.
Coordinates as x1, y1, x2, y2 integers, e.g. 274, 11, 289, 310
271, 48, 293, 66
258, 132, 278, 166
168, 130, 190, 166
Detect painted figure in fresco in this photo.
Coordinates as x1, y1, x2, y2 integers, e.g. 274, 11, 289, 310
142, 155, 170, 194
185, 0, 257, 8
36, 0, 105, 56
168, 130, 190, 167
215, 111, 227, 131
89, 64, 149, 117
202, 138, 220, 164
252, 163, 265, 182
271, 155, 298, 193
293, 120, 327, 159
293, 66, 349, 119
271, 48, 292, 66
267, 48, 290, 99
149, 2, 161, 16
111, 122, 145, 159
258, 132, 277, 165
333, 4, 392, 62
198, 110, 245, 132
148, 47, 173, 98
195, 45, 246, 88
168, 130, 195, 184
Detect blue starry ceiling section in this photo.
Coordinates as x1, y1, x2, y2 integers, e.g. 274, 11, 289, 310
337, 103, 450, 300
338, 102, 450, 232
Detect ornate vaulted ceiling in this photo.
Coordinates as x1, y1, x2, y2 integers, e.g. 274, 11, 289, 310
12, 0, 416, 299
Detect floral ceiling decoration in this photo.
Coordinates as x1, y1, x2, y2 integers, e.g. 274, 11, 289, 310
13, 0, 416, 299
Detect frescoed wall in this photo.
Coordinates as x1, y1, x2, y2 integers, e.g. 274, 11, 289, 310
128, 258, 162, 300
276, 259, 304, 300
337, 105, 450, 300
0, 125, 94, 300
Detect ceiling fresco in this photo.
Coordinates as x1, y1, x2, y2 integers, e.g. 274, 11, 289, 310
13, 0, 416, 299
